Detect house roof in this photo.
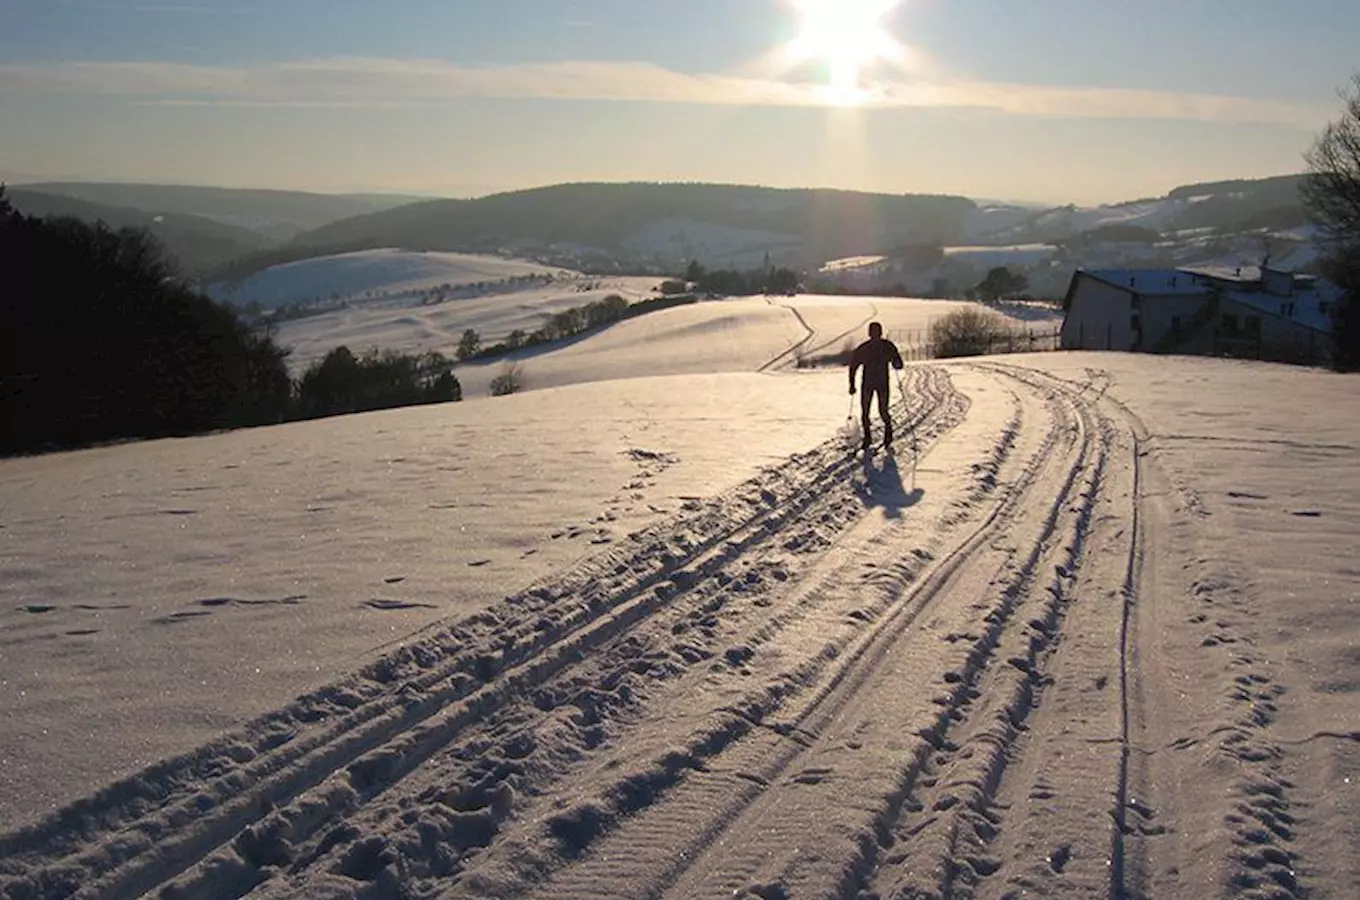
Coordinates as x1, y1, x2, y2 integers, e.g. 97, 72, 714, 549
1080, 268, 1208, 295
1220, 280, 1340, 334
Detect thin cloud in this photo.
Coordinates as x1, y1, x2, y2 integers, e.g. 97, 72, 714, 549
0, 57, 1328, 127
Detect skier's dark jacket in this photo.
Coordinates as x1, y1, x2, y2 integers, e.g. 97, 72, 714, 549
850, 338, 904, 389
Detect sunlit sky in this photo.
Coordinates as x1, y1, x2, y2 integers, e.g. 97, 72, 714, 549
2, 0, 1357, 204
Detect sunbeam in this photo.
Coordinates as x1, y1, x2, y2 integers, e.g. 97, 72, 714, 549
786, 0, 905, 103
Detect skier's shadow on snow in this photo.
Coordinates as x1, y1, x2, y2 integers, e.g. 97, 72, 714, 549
855, 453, 923, 520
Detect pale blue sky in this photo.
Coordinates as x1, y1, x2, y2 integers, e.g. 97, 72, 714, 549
2, 0, 1357, 203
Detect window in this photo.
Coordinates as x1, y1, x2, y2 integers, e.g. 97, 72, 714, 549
1246, 316, 1261, 334
1131, 314, 1142, 332
1130, 295, 1142, 310
1171, 315, 1182, 330
1222, 314, 1238, 332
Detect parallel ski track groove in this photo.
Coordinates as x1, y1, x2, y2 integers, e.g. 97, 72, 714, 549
841, 364, 1106, 900
961, 361, 1138, 900
1110, 413, 1142, 900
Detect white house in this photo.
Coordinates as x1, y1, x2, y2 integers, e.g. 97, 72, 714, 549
1060, 265, 1339, 364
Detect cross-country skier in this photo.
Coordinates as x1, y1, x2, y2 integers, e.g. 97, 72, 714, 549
849, 322, 905, 451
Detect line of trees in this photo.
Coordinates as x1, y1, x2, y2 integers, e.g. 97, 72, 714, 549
460, 291, 699, 363
1, 189, 460, 455
683, 260, 800, 296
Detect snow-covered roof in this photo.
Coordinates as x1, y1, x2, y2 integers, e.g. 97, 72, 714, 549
1220, 279, 1341, 334
1080, 268, 1209, 295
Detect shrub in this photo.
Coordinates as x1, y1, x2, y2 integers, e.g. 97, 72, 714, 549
928, 307, 1013, 359
489, 361, 524, 397
456, 328, 482, 361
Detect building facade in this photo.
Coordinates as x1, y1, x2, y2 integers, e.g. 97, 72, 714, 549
1060, 266, 1337, 364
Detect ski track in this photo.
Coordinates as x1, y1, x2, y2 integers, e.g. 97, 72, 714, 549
0, 363, 1327, 900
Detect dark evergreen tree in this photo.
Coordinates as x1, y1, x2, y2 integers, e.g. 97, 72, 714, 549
0, 187, 292, 453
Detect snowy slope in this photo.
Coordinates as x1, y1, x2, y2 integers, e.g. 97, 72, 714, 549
273, 276, 660, 374
1, 345, 1356, 900
452, 295, 1059, 398
210, 250, 572, 309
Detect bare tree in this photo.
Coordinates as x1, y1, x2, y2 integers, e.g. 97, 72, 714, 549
1303, 74, 1360, 249
1302, 73, 1360, 370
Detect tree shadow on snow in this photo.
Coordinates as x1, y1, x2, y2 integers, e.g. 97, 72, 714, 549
856, 453, 923, 520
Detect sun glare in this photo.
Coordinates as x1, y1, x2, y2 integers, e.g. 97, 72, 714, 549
788, 0, 903, 102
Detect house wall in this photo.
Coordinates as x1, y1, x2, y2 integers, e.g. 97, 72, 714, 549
1213, 296, 1331, 363
1139, 293, 1214, 351
1061, 275, 1132, 349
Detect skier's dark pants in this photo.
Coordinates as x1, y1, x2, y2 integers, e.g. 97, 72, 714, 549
861, 382, 892, 446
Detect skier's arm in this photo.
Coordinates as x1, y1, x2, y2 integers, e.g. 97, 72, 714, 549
889, 341, 904, 370
848, 346, 862, 393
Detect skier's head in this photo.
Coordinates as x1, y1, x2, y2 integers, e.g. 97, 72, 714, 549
868, 322, 884, 339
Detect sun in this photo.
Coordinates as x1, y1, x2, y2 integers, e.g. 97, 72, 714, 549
787, 0, 903, 98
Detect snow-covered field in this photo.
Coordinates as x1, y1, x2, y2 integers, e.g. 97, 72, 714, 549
273, 276, 661, 374
942, 243, 1060, 267
2, 311, 1356, 898
210, 250, 574, 309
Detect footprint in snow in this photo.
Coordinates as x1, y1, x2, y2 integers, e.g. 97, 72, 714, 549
468, 559, 492, 567
150, 609, 214, 625
19, 604, 56, 614
365, 598, 438, 611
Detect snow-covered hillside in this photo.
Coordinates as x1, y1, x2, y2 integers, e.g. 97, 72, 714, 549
210, 249, 573, 309
273, 275, 661, 374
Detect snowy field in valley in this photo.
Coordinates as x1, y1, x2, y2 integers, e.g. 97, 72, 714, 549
209, 250, 575, 309
1, 310, 1356, 898
272, 275, 661, 375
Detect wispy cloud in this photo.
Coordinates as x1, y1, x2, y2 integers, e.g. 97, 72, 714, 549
0, 57, 1328, 128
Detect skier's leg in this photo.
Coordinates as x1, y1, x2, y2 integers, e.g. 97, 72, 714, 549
877, 385, 893, 446
859, 387, 873, 448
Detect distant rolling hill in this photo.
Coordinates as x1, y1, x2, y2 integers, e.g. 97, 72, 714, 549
971, 174, 1309, 245
280, 182, 978, 266
15, 183, 428, 243
212, 177, 1314, 290
6, 188, 274, 276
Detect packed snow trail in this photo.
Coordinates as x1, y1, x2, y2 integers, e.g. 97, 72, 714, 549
0, 364, 1346, 900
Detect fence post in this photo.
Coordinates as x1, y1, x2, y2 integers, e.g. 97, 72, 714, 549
1107, 323, 1113, 351
1079, 322, 1084, 348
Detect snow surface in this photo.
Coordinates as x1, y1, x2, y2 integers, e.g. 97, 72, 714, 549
210, 250, 573, 309
273, 276, 660, 374
1, 321, 1356, 900
942, 243, 1059, 267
